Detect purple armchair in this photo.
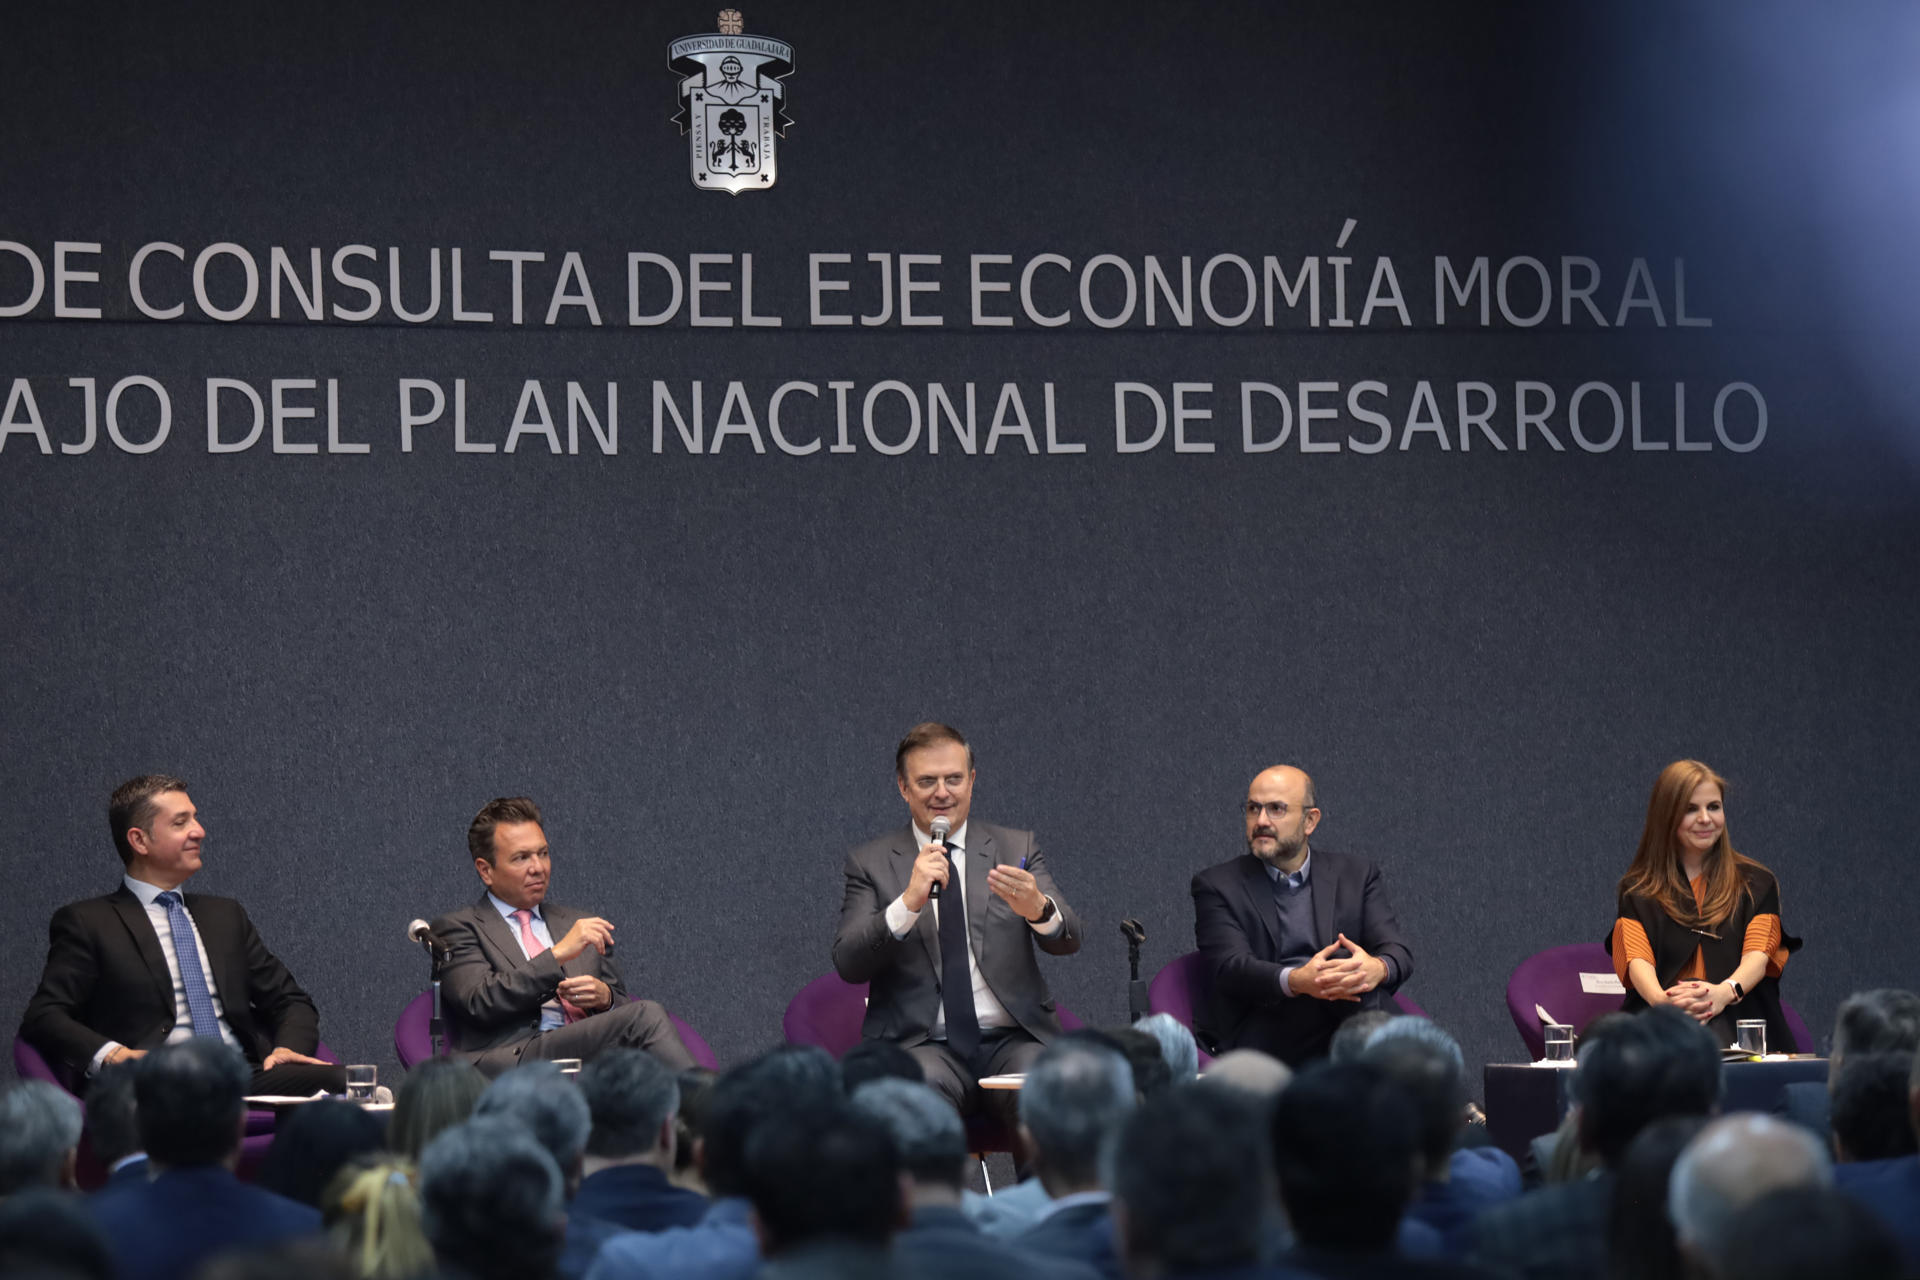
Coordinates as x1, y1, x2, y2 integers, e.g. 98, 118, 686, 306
1148, 949, 1428, 1064
393, 990, 719, 1070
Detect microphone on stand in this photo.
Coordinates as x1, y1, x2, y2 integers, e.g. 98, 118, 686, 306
407, 919, 447, 956
407, 919, 449, 1059
928, 815, 952, 901
1121, 919, 1149, 1022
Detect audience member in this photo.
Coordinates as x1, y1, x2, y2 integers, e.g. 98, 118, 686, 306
586, 1045, 843, 1280
84, 1060, 147, 1187
574, 1049, 707, 1233
197, 1241, 359, 1280
1471, 1006, 1721, 1280
471, 1064, 608, 1280
1603, 1115, 1706, 1280
1829, 1051, 1919, 1162
854, 1077, 1096, 1280
89, 1039, 320, 1280
671, 1067, 716, 1196
1777, 988, 1920, 1140
0, 1079, 83, 1195
388, 1058, 488, 1161
840, 1041, 926, 1093
0, 1186, 114, 1280
257, 1100, 387, 1208
322, 1156, 435, 1280
1327, 1010, 1397, 1064
1005, 1041, 1136, 1275
1360, 1020, 1520, 1254
418, 1117, 565, 1280
1716, 1185, 1903, 1280
741, 1105, 903, 1280
1668, 1113, 1831, 1275
1130, 1013, 1199, 1084
1831, 1043, 1920, 1272
1107, 1027, 1175, 1099
1198, 1048, 1293, 1099
1111, 1083, 1277, 1277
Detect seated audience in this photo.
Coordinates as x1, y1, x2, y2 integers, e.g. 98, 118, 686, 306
1472, 1006, 1721, 1280
586, 1046, 843, 1280
740, 1105, 904, 1280
574, 1050, 707, 1232
1198, 1048, 1293, 1099
1131, 1013, 1200, 1084
471, 1064, 609, 1280
0, 1079, 83, 1194
671, 1067, 716, 1196
1716, 1185, 1903, 1280
853, 1077, 1098, 1280
257, 1099, 387, 1208
387, 1058, 488, 1161
1667, 1113, 1832, 1276
197, 1241, 360, 1280
1110, 1082, 1280, 1278
1831, 1043, 1920, 1272
89, 1039, 320, 1280
418, 1117, 565, 1280
1326, 1010, 1397, 1063
84, 1060, 148, 1187
1603, 1115, 1706, 1280
322, 1156, 435, 1280
1108, 1027, 1176, 1099
839, 1041, 926, 1093
1359, 1020, 1520, 1254
1005, 1041, 1137, 1274
0, 1186, 114, 1279
1829, 1051, 1919, 1163
1776, 987, 1920, 1140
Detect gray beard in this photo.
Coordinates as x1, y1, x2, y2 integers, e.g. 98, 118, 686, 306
1250, 832, 1306, 867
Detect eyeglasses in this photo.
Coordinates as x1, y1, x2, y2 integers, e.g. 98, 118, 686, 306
1245, 801, 1315, 820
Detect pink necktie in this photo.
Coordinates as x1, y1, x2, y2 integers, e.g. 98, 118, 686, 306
513, 909, 584, 1023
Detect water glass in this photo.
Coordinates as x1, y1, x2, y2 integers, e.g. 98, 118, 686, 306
1543, 1024, 1575, 1063
1735, 1020, 1767, 1057
345, 1064, 378, 1103
553, 1058, 584, 1078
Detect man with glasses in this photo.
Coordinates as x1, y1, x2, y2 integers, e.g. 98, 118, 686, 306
1190, 765, 1412, 1066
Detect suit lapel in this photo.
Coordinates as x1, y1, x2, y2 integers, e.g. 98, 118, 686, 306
1235, 857, 1282, 958
964, 825, 993, 966
890, 827, 943, 976
542, 904, 581, 974
475, 895, 535, 970
183, 894, 244, 1020
109, 887, 177, 1013
1308, 848, 1338, 953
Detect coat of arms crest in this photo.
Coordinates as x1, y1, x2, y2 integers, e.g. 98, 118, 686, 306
669, 10, 793, 195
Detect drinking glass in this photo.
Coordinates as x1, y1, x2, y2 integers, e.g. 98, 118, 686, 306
345, 1064, 378, 1103
553, 1058, 584, 1078
1735, 1020, 1767, 1057
1543, 1024, 1575, 1063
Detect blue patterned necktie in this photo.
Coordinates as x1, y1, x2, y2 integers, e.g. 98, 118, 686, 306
155, 891, 223, 1039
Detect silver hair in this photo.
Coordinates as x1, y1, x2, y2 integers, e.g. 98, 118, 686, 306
1667, 1114, 1832, 1260
1364, 1014, 1465, 1072
1132, 1013, 1200, 1083
0, 1081, 83, 1194
418, 1117, 565, 1275
1019, 1042, 1136, 1186
474, 1062, 592, 1172
850, 1078, 966, 1183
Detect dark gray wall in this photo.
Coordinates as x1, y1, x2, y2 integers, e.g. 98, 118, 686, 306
4, 2, 1917, 1091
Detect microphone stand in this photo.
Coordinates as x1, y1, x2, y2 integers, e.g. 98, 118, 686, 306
1121, 919, 1148, 1022
414, 932, 448, 1058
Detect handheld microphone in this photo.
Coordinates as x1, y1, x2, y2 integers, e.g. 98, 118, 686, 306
928, 815, 951, 901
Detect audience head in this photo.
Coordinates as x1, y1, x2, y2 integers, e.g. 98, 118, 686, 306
0, 1186, 112, 1280
839, 1041, 926, 1094
388, 1058, 488, 1161
744, 1105, 902, 1255
1668, 1114, 1831, 1268
673, 1067, 716, 1189
322, 1156, 434, 1280
1328, 1010, 1397, 1063
1270, 1061, 1420, 1253
0, 1080, 83, 1194
850, 1078, 967, 1197
1112, 1083, 1274, 1275
135, 1038, 251, 1168
418, 1118, 564, 1280
1131, 1013, 1200, 1084
1829, 1051, 1919, 1162
1018, 1039, 1136, 1195
83, 1060, 143, 1168
1572, 1005, 1722, 1166
257, 1099, 387, 1208
1358, 1018, 1466, 1179
107, 772, 191, 866
1828, 988, 1920, 1081
1715, 1185, 1902, 1280
703, 1045, 844, 1199
473, 1063, 591, 1193
1199, 1048, 1293, 1100
1605, 1114, 1708, 1280
578, 1049, 680, 1165
1108, 1027, 1175, 1099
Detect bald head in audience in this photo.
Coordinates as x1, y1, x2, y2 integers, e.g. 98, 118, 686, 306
1668, 1113, 1832, 1275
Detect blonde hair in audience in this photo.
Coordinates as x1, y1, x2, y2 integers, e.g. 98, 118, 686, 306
324, 1157, 434, 1279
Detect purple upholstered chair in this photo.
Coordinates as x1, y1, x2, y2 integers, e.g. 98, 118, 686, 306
1147, 949, 1428, 1066
393, 990, 719, 1070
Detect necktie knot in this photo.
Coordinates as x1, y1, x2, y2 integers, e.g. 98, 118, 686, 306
157, 890, 180, 907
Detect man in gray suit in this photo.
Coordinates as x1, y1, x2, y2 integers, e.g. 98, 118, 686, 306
832, 723, 1082, 1116
433, 797, 695, 1077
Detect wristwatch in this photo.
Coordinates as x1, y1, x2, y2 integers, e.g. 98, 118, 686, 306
1032, 897, 1058, 924
1727, 979, 1745, 1002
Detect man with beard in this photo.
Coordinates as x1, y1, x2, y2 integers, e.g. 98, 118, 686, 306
1190, 765, 1413, 1066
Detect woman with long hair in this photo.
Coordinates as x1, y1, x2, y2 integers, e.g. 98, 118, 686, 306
1609, 760, 1799, 1048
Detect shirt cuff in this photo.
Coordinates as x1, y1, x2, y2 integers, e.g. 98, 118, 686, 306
885, 894, 919, 940
1028, 898, 1064, 937
89, 1041, 123, 1075
1279, 966, 1300, 998
1380, 954, 1400, 991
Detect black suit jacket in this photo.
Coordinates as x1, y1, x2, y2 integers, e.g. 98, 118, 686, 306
21, 885, 321, 1083
831, 822, 1082, 1047
1191, 848, 1412, 1065
432, 895, 630, 1059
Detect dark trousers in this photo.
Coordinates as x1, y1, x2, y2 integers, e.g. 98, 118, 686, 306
248, 1061, 348, 1095
471, 1000, 697, 1077
907, 1028, 1046, 1155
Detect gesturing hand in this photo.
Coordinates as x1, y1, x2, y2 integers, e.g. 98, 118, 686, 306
262, 1046, 328, 1070
986, 864, 1048, 921
558, 975, 611, 1013
903, 842, 951, 913
553, 916, 616, 964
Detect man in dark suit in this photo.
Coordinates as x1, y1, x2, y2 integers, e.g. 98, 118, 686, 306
21, 774, 343, 1095
572, 1049, 708, 1232
88, 1039, 319, 1280
832, 722, 1083, 1116
1190, 765, 1413, 1067
84, 1060, 150, 1188
433, 796, 696, 1076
